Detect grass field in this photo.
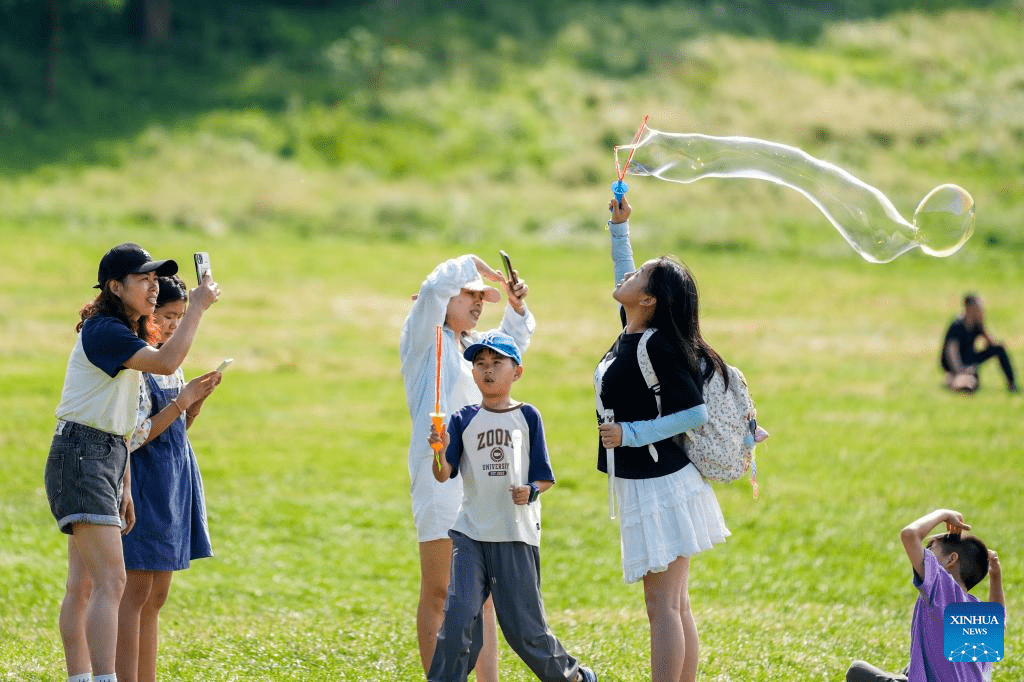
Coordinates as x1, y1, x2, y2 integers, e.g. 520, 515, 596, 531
1, 0, 1022, 678
1, 218, 1021, 680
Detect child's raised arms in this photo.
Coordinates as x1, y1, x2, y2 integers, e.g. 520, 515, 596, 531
988, 550, 1004, 607
900, 508, 970, 579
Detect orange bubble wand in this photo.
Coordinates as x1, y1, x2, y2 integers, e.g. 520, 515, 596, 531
430, 324, 446, 469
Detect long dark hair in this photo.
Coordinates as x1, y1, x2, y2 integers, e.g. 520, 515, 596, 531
77, 279, 158, 344
644, 256, 728, 387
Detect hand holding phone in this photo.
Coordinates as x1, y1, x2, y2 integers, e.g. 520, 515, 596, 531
499, 250, 518, 286
194, 252, 211, 284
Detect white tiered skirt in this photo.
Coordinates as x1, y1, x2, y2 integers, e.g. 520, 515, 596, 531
616, 463, 730, 584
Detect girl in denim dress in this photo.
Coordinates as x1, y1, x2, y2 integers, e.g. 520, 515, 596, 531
116, 275, 221, 682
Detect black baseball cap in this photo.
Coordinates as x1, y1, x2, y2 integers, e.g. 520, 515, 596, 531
95, 243, 178, 289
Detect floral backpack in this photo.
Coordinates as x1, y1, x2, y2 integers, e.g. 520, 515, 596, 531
637, 328, 767, 498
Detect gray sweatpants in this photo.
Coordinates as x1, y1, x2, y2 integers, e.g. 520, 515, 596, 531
428, 530, 581, 682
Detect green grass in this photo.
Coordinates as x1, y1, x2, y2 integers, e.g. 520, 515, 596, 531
1, 225, 1021, 680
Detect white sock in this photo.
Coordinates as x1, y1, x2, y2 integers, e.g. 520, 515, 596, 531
68, 675, 91, 682
94, 675, 117, 682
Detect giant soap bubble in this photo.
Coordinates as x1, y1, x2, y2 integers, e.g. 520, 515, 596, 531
616, 129, 975, 263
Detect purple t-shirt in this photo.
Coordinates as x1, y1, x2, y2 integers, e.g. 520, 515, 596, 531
907, 549, 992, 682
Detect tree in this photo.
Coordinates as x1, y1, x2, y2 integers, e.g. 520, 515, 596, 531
141, 0, 172, 46
45, 0, 60, 98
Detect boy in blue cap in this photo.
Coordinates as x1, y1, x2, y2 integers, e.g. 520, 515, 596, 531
427, 331, 597, 682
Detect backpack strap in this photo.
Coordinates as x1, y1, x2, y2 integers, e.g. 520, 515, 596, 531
635, 328, 661, 463
637, 328, 660, 405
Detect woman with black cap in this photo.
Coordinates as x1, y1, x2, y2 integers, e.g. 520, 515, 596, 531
44, 243, 220, 682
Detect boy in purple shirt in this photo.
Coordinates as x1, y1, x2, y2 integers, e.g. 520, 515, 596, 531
847, 509, 1004, 682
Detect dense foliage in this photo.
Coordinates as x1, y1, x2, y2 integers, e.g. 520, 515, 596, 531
0, 0, 1020, 253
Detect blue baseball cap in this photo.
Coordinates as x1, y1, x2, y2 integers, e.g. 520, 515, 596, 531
463, 331, 522, 365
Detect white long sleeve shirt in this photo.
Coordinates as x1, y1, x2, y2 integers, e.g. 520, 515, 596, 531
400, 255, 535, 477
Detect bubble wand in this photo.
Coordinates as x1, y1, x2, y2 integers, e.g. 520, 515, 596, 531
511, 429, 526, 525
430, 324, 445, 469
611, 114, 650, 207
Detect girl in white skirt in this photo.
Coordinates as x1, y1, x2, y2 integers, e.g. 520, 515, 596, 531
594, 197, 730, 682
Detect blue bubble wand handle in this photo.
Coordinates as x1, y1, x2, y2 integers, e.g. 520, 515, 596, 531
611, 179, 629, 206
612, 114, 650, 207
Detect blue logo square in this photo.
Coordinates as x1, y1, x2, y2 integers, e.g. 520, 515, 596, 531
944, 601, 1004, 663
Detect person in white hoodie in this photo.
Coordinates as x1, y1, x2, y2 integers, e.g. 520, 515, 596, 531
400, 254, 534, 681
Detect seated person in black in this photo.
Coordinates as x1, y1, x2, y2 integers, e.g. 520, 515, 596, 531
940, 293, 1017, 393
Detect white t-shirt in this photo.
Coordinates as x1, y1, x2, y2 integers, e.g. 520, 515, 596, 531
55, 315, 147, 438
445, 402, 554, 546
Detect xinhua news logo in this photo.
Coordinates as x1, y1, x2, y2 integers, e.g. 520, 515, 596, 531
944, 601, 1004, 664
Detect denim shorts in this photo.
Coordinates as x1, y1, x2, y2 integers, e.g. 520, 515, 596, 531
44, 420, 128, 535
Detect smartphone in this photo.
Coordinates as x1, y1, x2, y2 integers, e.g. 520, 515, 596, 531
194, 252, 211, 285
499, 250, 518, 286
216, 358, 233, 372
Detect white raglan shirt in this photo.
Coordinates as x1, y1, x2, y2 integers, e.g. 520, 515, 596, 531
444, 403, 554, 546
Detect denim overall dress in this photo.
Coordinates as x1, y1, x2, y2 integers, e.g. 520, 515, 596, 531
122, 373, 212, 571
